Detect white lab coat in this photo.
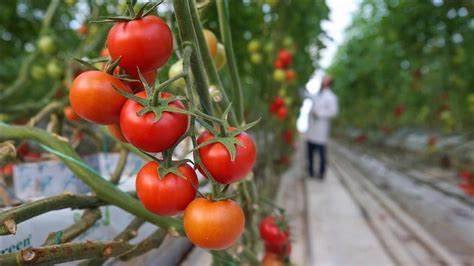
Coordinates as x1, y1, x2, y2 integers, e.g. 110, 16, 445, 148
306, 89, 338, 144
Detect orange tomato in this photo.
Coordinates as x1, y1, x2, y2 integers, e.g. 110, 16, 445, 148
203, 29, 218, 59
262, 253, 284, 266
183, 198, 245, 250
64, 106, 80, 121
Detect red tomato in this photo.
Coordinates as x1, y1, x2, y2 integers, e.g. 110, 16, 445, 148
183, 198, 245, 250
120, 91, 188, 152
274, 59, 284, 69
276, 107, 288, 120
107, 16, 173, 74
264, 242, 292, 257
277, 49, 293, 67
269, 96, 285, 113
136, 161, 198, 216
69, 71, 131, 125
1, 163, 13, 177
282, 129, 293, 145
262, 253, 284, 266
259, 216, 290, 245
107, 124, 128, 142
64, 106, 80, 121
16, 143, 29, 157
100, 47, 110, 57
286, 69, 296, 81
77, 24, 88, 36
196, 128, 256, 184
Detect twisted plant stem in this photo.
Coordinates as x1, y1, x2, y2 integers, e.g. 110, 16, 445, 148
0, 125, 184, 235
42, 208, 102, 246
119, 229, 167, 261
0, 240, 133, 265
110, 148, 129, 185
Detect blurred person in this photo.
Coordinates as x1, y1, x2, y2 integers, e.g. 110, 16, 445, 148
306, 75, 338, 180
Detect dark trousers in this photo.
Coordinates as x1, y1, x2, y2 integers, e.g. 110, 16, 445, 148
306, 141, 327, 178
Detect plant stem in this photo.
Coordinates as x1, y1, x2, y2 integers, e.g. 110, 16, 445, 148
110, 148, 129, 185
173, 0, 213, 116
0, 240, 132, 265
42, 208, 102, 246
27, 101, 65, 127
0, 192, 136, 235
0, 125, 184, 235
119, 229, 167, 261
186, 0, 238, 126
217, 0, 245, 125
80, 217, 145, 265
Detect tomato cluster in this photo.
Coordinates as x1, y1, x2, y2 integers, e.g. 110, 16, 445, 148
269, 96, 288, 120
259, 215, 292, 263
68, 14, 255, 251
273, 49, 296, 83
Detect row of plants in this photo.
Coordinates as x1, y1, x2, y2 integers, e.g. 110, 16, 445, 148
0, 0, 328, 264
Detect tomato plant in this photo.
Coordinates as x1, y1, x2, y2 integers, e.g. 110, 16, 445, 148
183, 198, 245, 250
69, 70, 132, 125
136, 161, 198, 216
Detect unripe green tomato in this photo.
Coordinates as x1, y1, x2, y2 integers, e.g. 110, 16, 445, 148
467, 94, 474, 104
273, 69, 286, 82
38, 36, 55, 54
247, 40, 261, 53
65, 0, 76, 6
250, 53, 262, 64
214, 43, 226, 70
31, 65, 46, 80
264, 42, 274, 53
47, 60, 63, 79
168, 60, 186, 90
278, 87, 286, 97
283, 36, 294, 48
0, 113, 11, 122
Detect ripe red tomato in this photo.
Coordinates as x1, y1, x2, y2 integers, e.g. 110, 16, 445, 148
196, 129, 256, 184
64, 106, 80, 121
77, 24, 88, 36
107, 16, 173, 74
183, 198, 245, 250
282, 129, 293, 145
262, 253, 284, 266
276, 107, 288, 120
269, 96, 285, 113
69, 71, 131, 125
1, 163, 13, 177
120, 91, 188, 152
285, 69, 296, 81
136, 161, 198, 216
274, 59, 284, 69
277, 49, 293, 67
259, 216, 290, 245
107, 124, 128, 143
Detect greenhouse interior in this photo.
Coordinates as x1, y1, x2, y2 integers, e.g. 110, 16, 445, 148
0, 0, 473, 265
